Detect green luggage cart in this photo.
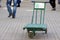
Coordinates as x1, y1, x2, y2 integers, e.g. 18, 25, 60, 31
23, 1, 47, 38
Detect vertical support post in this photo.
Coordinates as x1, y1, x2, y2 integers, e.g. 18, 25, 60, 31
40, 10, 42, 24
43, 3, 46, 24
31, 2, 35, 24
31, 9, 34, 24
35, 10, 37, 24
43, 10, 45, 24
33, 31, 35, 36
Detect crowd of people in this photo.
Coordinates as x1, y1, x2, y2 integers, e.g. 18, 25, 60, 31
0, 0, 60, 18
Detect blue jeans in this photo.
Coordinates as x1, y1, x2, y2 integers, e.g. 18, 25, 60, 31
6, 0, 17, 16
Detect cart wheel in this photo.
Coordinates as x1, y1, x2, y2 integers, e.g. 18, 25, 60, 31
28, 31, 34, 38
45, 29, 47, 34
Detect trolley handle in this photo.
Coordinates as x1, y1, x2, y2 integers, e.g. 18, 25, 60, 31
31, 1, 49, 3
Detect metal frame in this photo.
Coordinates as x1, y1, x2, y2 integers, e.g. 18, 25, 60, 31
23, 1, 47, 38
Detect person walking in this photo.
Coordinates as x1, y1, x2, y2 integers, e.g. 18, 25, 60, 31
0, 0, 1, 7
49, 0, 56, 11
6, 0, 17, 18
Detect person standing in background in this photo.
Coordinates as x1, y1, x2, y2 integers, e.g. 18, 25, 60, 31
6, 0, 17, 18
17, 0, 21, 7
58, 0, 60, 4
49, 0, 56, 11
0, 0, 1, 7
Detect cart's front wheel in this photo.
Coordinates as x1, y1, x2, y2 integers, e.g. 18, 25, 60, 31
28, 31, 34, 38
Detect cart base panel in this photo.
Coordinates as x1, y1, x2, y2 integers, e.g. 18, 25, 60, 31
23, 24, 47, 31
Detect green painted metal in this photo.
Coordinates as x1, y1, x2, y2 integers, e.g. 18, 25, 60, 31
31, 9, 34, 24
23, 1, 47, 38
23, 24, 47, 29
35, 10, 37, 24
40, 10, 42, 24
23, 2, 47, 31
43, 3, 46, 24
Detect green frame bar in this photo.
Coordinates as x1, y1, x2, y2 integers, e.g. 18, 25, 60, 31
31, 2, 46, 24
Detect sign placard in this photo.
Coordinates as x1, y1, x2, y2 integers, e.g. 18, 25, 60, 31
35, 3, 45, 8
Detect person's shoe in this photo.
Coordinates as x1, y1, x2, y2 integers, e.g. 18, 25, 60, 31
12, 14, 15, 18
8, 14, 12, 17
17, 5, 20, 7
52, 8, 56, 11
12, 16, 15, 18
0, 5, 1, 7
11, 5, 20, 7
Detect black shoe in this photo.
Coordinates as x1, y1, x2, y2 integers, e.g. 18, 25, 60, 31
17, 5, 20, 7
12, 14, 15, 18
8, 14, 12, 17
12, 16, 15, 18
11, 5, 20, 7
52, 8, 56, 11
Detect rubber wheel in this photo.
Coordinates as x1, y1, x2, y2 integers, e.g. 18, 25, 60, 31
28, 31, 34, 38
45, 29, 47, 34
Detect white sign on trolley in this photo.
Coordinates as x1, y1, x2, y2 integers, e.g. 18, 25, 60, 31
35, 3, 45, 8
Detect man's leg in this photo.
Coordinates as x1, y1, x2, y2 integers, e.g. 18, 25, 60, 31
12, 0, 17, 18
6, 0, 12, 17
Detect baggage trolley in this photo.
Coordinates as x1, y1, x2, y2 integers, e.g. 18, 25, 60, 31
23, 1, 47, 38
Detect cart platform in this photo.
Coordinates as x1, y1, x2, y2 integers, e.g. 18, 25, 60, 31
23, 24, 47, 30
23, 1, 47, 38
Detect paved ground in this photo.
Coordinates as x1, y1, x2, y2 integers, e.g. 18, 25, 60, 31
0, 0, 60, 40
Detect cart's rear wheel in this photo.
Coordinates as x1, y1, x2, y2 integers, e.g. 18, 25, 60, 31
45, 29, 47, 34
28, 31, 34, 38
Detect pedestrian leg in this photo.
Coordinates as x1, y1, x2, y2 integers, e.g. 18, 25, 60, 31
6, 0, 12, 17
12, 0, 17, 18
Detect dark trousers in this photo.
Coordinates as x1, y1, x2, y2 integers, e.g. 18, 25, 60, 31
17, 0, 21, 5
10, 0, 21, 5
49, 0, 56, 8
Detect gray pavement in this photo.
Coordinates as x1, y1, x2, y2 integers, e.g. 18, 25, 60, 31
0, 0, 60, 40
